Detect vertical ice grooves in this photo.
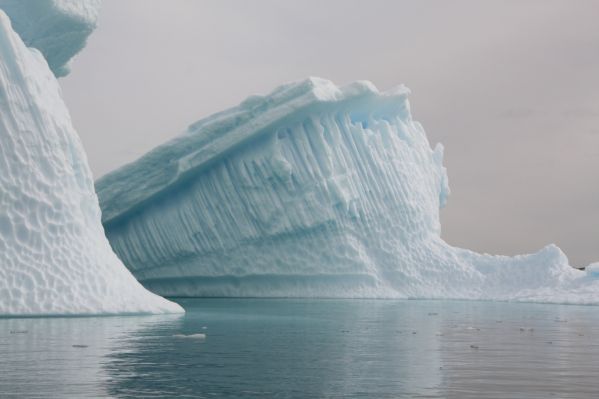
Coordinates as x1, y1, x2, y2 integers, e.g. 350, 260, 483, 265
105, 105, 445, 287
99, 78, 599, 302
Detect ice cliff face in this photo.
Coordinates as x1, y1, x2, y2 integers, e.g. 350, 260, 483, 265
0, 10, 182, 315
97, 78, 599, 304
0, 0, 101, 77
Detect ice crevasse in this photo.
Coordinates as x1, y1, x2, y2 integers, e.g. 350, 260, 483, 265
97, 77, 599, 304
0, 9, 183, 315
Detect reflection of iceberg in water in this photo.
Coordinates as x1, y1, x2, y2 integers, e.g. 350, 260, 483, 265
323, 301, 443, 397
100, 300, 443, 398
4, 301, 598, 397
0, 314, 182, 397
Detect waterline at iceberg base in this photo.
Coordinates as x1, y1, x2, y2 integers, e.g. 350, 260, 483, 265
97, 78, 599, 303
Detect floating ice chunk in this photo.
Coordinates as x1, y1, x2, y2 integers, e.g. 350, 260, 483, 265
173, 333, 207, 340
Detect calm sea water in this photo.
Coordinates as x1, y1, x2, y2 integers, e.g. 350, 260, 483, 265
1, 299, 598, 398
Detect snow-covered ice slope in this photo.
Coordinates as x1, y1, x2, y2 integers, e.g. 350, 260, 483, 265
97, 78, 599, 304
0, 0, 101, 77
0, 10, 183, 316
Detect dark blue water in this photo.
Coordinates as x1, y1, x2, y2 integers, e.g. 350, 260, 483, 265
1, 299, 598, 398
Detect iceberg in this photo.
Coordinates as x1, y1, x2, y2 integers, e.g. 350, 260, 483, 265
0, 10, 182, 315
96, 78, 599, 303
0, 0, 101, 77
96, 77, 599, 303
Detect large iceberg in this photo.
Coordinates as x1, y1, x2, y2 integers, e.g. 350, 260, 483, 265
0, 10, 182, 315
96, 78, 599, 303
0, 0, 101, 77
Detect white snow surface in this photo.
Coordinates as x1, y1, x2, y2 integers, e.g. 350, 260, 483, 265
0, 11, 183, 316
0, 0, 101, 77
96, 77, 599, 304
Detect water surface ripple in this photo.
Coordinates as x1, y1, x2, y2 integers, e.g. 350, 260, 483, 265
1, 299, 598, 398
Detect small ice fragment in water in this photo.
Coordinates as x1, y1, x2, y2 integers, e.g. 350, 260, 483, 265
173, 333, 206, 340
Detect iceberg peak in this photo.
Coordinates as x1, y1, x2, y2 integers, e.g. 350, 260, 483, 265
0, 0, 101, 77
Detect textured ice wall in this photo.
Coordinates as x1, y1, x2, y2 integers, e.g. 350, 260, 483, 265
0, 11, 183, 315
97, 78, 599, 304
0, 0, 101, 77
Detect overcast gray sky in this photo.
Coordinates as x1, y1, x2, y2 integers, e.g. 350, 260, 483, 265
60, 0, 599, 266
